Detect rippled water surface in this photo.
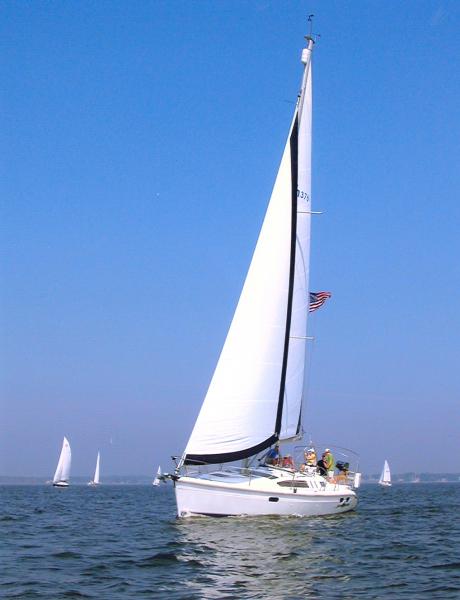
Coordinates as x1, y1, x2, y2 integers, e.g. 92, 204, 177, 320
1, 483, 460, 599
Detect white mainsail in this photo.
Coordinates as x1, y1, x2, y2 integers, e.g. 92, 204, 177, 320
183, 41, 314, 464
379, 460, 391, 486
53, 437, 71, 484
93, 452, 100, 484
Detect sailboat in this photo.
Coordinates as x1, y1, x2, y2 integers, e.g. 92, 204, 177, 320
52, 437, 71, 487
153, 465, 162, 486
88, 451, 101, 486
167, 32, 361, 517
378, 460, 392, 487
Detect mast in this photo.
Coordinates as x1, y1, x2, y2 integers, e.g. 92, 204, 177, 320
277, 32, 315, 440
298, 36, 314, 121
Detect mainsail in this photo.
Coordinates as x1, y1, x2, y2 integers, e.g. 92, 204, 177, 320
183, 40, 314, 465
280, 60, 312, 441
53, 437, 72, 483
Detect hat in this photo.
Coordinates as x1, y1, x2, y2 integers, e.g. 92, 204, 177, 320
325, 448, 330, 452
308, 448, 314, 452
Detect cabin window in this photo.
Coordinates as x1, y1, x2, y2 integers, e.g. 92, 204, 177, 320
277, 480, 310, 488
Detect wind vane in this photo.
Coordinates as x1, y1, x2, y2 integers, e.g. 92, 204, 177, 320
306, 14, 321, 42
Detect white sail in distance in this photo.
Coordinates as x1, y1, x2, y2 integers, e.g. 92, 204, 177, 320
153, 465, 161, 486
93, 452, 100, 484
53, 437, 71, 483
379, 460, 391, 485
184, 41, 314, 464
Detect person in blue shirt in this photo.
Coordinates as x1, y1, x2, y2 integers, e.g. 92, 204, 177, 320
264, 442, 281, 466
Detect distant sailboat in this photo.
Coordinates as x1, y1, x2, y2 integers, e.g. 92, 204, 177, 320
88, 452, 101, 486
53, 437, 71, 487
153, 465, 161, 486
379, 460, 391, 487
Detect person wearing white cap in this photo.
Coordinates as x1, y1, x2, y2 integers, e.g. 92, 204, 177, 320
305, 447, 317, 467
323, 448, 335, 478
300, 446, 317, 472
299, 447, 316, 473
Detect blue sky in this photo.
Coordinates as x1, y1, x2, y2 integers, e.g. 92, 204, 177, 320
1, 1, 459, 477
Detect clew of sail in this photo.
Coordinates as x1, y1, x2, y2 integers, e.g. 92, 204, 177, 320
183, 41, 314, 465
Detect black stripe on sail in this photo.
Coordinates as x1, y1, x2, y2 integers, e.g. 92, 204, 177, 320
274, 114, 299, 436
184, 434, 278, 465
295, 404, 303, 436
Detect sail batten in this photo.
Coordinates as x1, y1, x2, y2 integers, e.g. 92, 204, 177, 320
183, 41, 314, 464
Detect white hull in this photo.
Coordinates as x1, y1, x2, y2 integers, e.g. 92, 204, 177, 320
379, 481, 391, 487
175, 467, 357, 518
87, 481, 99, 486
53, 481, 69, 488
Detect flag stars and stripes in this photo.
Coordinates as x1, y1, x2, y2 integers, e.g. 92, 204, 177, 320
309, 291, 331, 312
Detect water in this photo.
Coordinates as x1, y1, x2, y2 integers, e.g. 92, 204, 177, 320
1, 483, 460, 599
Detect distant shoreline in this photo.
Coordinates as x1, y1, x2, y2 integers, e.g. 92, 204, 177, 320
1, 473, 460, 485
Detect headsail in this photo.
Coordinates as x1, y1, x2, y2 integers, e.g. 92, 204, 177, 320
183, 39, 314, 465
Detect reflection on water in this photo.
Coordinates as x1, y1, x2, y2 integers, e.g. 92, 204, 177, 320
1, 484, 460, 599
175, 512, 357, 599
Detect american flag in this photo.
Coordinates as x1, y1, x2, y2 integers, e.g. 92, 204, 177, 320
309, 291, 332, 313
